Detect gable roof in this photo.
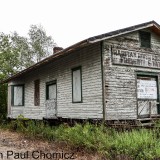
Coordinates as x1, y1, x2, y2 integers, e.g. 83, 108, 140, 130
2, 20, 160, 83
88, 20, 160, 43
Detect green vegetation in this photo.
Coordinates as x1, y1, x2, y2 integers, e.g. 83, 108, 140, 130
0, 83, 7, 119
0, 25, 56, 77
1, 117, 160, 159
0, 25, 56, 118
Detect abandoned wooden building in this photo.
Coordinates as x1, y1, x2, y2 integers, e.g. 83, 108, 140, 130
3, 20, 160, 125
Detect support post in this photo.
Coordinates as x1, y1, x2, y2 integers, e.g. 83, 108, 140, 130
149, 101, 151, 118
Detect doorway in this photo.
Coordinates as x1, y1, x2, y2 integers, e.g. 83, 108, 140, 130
137, 75, 159, 118
45, 80, 57, 118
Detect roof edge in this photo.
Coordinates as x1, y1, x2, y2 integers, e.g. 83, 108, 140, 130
1, 39, 89, 83
1, 20, 160, 83
88, 20, 160, 43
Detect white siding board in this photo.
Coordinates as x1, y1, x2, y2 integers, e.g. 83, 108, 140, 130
8, 43, 103, 120
104, 29, 160, 120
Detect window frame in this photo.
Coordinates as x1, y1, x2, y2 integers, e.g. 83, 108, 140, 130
34, 79, 40, 106
139, 31, 151, 48
72, 66, 82, 103
46, 80, 57, 100
11, 84, 25, 106
137, 75, 158, 100
136, 71, 160, 115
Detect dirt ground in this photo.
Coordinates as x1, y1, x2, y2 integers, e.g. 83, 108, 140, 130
0, 129, 104, 160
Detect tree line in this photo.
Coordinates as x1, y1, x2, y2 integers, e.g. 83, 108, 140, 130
0, 25, 57, 117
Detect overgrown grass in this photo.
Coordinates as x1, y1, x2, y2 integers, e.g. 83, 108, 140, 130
1, 117, 160, 159
112, 129, 160, 159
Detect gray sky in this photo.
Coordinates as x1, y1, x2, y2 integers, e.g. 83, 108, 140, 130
0, 0, 160, 48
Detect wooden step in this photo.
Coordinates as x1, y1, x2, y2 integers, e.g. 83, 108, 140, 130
43, 116, 58, 120
140, 122, 154, 127
136, 118, 155, 126
137, 118, 152, 121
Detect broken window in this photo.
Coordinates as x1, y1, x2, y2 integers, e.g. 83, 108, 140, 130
11, 85, 24, 106
72, 66, 82, 103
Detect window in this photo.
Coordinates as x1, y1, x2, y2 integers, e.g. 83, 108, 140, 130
34, 79, 40, 106
136, 73, 159, 117
11, 85, 24, 106
72, 67, 82, 103
139, 31, 151, 48
137, 76, 157, 100
46, 80, 57, 100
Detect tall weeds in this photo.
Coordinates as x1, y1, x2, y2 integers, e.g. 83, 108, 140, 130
1, 118, 160, 159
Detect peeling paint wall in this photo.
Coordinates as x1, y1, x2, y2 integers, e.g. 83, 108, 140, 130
104, 29, 160, 120
8, 43, 103, 120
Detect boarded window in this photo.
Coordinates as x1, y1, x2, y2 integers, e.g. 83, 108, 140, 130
72, 67, 82, 103
46, 81, 57, 100
137, 75, 158, 117
11, 85, 24, 106
137, 76, 157, 100
34, 79, 40, 106
139, 31, 151, 48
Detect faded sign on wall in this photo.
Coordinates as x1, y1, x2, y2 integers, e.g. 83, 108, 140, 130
112, 48, 160, 68
137, 79, 157, 99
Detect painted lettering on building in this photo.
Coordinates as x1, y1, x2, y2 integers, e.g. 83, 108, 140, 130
112, 48, 160, 68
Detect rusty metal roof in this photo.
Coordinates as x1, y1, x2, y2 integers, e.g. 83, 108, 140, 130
2, 20, 160, 83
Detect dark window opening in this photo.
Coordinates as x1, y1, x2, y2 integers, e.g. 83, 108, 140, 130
139, 31, 151, 48
46, 80, 57, 100
34, 79, 40, 106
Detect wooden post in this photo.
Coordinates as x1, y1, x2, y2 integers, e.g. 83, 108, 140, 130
149, 101, 151, 118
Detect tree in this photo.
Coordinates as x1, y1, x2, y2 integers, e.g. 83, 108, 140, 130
0, 79, 7, 119
0, 25, 57, 118
11, 32, 34, 70
0, 33, 20, 76
0, 25, 57, 77
28, 24, 56, 62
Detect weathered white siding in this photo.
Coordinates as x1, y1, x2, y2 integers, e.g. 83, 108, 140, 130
8, 43, 103, 119
104, 29, 160, 120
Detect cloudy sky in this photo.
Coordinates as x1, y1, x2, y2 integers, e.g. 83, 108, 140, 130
0, 0, 159, 48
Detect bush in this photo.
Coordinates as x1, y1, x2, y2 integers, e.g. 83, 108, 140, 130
0, 84, 7, 118
2, 118, 160, 159
55, 123, 112, 155
112, 129, 159, 159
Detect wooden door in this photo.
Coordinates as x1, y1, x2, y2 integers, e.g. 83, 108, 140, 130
45, 82, 57, 118
137, 76, 158, 118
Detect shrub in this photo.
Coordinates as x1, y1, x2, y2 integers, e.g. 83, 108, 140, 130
2, 118, 160, 159
112, 129, 159, 159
